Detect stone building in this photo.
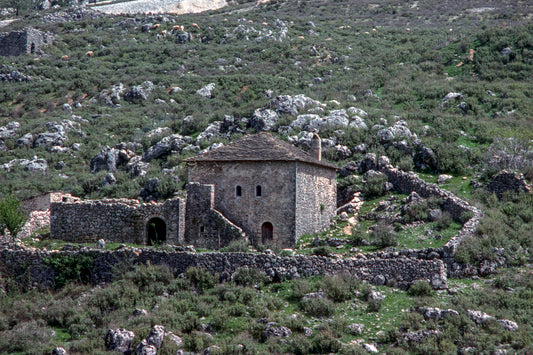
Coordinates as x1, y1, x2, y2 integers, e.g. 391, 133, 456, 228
49, 133, 337, 249
185, 132, 337, 248
0, 27, 51, 57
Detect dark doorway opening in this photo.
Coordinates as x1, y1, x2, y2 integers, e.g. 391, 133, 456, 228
146, 217, 166, 245
261, 222, 273, 244
30, 43, 35, 54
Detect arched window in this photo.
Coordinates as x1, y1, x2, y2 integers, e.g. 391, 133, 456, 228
236, 185, 242, 197
256, 185, 262, 197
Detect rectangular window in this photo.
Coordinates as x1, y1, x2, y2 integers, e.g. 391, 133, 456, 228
256, 185, 262, 197
236, 185, 242, 197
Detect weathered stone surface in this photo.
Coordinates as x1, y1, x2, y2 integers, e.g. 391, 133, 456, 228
196, 83, 215, 98
377, 121, 415, 144
262, 322, 292, 341
52, 347, 68, 355
348, 323, 365, 335
134, 340, 157, 355
0, 121, 20, 138
105, 328, 135, 353
90, 146, 129, 173
0, 27, 51, 57
145, 325, 165, 349
249, 108, 278, 132
498, 319, 519, 332
142, 134, 189, 161
485, 170, 531, 198
102, 173, 117, 187
124, 81, 154, 102
467, 309, 494, 325
16, 132, 33, 148
418, 307, 459, 320
269, 94, 322, 116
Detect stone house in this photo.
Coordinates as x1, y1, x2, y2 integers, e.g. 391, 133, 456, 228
185, 132, 337, 248
0, 27, 51, 57
49, 133, 337, 249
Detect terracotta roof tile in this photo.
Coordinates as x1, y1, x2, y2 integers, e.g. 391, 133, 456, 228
185, 132, 337, 169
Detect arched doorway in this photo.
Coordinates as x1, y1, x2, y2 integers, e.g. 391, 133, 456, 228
146, 217, 166, 245
261, 222, 273, 244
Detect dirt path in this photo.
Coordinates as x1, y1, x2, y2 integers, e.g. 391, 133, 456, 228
92, 0, 227, 15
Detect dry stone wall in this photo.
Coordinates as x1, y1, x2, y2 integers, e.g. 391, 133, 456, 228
0, 247, 447, 290
359, 154, 484, 276
50, 197, 184, 244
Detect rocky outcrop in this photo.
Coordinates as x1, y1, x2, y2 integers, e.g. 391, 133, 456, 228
485, 170, 531, 198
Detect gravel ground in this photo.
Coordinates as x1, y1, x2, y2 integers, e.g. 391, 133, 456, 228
93, 0, 227, 15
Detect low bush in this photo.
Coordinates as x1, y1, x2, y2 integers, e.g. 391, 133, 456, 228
407, 280, 433, 297
372, 222, 398, 248
299, 297, 335, 318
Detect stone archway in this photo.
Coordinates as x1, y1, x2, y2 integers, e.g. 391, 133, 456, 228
146, 217, 166, 245
261, 222, 273, 244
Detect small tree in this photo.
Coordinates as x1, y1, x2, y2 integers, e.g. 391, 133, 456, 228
0, 195, 27, 239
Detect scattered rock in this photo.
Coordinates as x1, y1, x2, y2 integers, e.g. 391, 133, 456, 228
377, 121, 415, 144
0, 121, 20, 138
438, 174, 452, 184
90, 146, 132, 173
142, 134, 190, 161
196, 122, 223, 143
102, 173, 117, 186
105, 328, 135, 353
261, 322, 292, 342
249, 108, 279, 132
498, 319, 518, 332
52, 347, 67, 355
348, 323, 365, 335
363, 343, 379, 353
145, 325, 165, 349
366, 291, 385, 302
467, 309, 494, 325
124, 81, 154, 102
418, 307, 459, 320
413, 145, 437, 171
134, 340, 157, 355
196, 83, 216, 98
97, 239, 106, 249
132, 308, 148, 317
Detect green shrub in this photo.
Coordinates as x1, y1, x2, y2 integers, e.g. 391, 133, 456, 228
184, 267, 217, 293
321, 274, 360, 302
407, 280, 434, 297
299, 297, 335, 318
219, 239, 250, 252
0, 195, 27, 239
232, 267, 269, 287
311, 329, 341, 353
362, 173, 389, 197
367, 298, 382, 312
312, 246, 332, 257
372, 222, 398, 248
43, 254, 94, 288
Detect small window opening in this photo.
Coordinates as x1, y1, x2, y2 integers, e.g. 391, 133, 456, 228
62, 197, 68, 202
236, 185, 242, 197
200, 225, 205, 233
256, 185, 262, 197
30, 43, 35, 54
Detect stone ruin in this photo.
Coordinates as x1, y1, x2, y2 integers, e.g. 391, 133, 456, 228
485, 170, 531, 198
0, 27, 52, 57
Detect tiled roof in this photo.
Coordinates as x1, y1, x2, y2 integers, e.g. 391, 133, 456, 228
185, 132, 337, 169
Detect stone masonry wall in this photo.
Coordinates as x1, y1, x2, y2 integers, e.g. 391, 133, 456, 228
360, 154, 484, 276
188, 161, 298, 247
0, 247, 447, 290
184, 183, 245, 249
295, 162, 337, 238
0, 27, 50, 57
50, 197, 183, 244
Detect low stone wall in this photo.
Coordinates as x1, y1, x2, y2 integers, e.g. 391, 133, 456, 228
0, 247, 447, 290
50, 197, 184, 245
360, 154, 484, 277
